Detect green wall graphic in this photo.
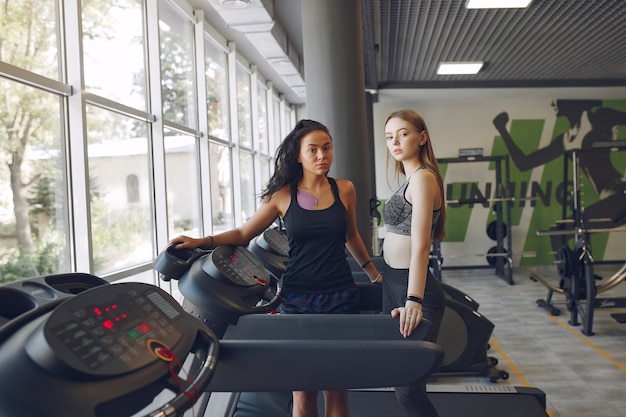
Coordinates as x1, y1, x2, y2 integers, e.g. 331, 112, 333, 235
442, 99, 626, 266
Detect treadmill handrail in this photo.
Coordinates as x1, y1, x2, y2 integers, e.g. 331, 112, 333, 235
222, 314, 433, 341
208, 339, 443, 391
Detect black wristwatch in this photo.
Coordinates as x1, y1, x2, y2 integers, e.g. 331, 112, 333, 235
405, 295, 423, 304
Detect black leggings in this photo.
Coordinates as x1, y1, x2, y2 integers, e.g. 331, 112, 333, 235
382, 264, 445, 417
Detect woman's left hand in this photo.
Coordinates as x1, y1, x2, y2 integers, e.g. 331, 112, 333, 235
391, 304, 423, 338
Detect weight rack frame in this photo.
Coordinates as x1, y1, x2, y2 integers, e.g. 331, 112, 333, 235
436, 155, 514, 285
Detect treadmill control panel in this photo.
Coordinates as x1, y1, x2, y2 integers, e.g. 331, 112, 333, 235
259, 228, 290, 257
208, 245, 270, 287
39, 283, 185, 377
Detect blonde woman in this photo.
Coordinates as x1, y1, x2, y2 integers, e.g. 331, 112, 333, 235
382, 109, 446, 417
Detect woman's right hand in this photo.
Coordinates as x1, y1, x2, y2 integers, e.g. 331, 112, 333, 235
391, 304, 422, 338
169, 235, 201, 249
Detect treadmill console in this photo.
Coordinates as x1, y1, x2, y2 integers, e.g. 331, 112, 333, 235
28, 283, 188, 377
257, 228, 289, 257
204, 244, 271, 286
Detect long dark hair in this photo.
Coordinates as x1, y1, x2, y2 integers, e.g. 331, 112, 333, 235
385, 109, 446, 240
260, 119, 331, 201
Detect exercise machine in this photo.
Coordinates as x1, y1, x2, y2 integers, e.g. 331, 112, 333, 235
532, 228, 626, 335
531, 146, 626, 335
250, 227, 508, 382
0, 251, 442, 417
438, 155, 514, 285
155, 243, 443, 416
171, 240, 544, 417
0, 275, 220, 417
0, 244, 547, 417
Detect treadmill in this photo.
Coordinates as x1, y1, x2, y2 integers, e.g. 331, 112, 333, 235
166, 242, 548, 417
244, 228, 548, 417
0, 245, 548, 417
207, 314, 547, 417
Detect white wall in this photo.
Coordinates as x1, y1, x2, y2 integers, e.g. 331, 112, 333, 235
372, 86, 626, 267
373, 86, 626, 197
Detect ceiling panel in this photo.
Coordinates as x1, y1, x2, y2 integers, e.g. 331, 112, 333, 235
363, 0, 626, 89
199, 0, 626, 104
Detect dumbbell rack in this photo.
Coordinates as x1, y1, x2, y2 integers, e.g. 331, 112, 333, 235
437, 155, 514, 285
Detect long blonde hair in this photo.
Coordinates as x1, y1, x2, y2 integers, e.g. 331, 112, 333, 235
385, 109, 446, 240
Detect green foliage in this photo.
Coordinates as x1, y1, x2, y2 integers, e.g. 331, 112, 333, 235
91, 206, 151, 273
0, 252, 39, 284
28, 176, 55, 217
0, 232, 65, 284
160, 22, 194, 126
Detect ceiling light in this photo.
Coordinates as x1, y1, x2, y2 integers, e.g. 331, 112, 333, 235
437, 61, 484, 75
466, 0, 531, 8
219, 0, 252, 8
268, 57, 292, 66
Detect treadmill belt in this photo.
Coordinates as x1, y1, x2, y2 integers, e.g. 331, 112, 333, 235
343, 387, 548, 417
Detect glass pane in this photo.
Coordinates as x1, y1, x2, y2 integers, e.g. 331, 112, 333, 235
284, 106, 294, 135
159, 1, 196, 128
273, 96, 282, 147
257, 82, 269, 154
260, 157, 271, 194
209, 142, 233, 233
236, 64, 252, 148
0, 79, 68, 283
239, 151, 255, 220
86, 105, 152, 275
205, 38, 230, 140
0, 0, 59, 80
164, 129, 201, 239
82, 0, 147, 109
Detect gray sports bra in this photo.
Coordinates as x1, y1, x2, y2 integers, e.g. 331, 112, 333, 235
383, 167, 441, 238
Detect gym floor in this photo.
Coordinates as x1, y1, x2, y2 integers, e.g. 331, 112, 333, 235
433, 264, 626, 417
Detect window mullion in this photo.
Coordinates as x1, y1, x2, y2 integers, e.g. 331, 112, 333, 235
63, 0, 93, 273
146, 0, 168, 264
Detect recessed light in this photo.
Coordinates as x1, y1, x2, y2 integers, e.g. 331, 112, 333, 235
269, 57, 293, 66
466, 0, 531, 9
437, 61, 484, 75
219, 0, 252, 8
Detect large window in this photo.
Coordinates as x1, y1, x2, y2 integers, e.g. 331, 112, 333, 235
239, 150, 255, 221
236, 63, 255, 219
0, 0, 60, 80
82, 0, 147, 109
0, 80, 69, 282
0, 0, 293, 285
257, 81, 269, 155
257, 80, 271, 203
236, 63, 253, 149
205, 37, 233, 233
206, 38, 230, 140
164, 129, 201, 238
0, 0, 68, 282
159, 0, 196, 129
86, 105, 152, 275
209, 142, 234, 232
273, 96, 283, 147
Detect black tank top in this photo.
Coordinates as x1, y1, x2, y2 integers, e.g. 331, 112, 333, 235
281, 177, 354, 293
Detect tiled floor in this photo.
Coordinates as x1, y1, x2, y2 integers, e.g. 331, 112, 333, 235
432, 264, 626, 417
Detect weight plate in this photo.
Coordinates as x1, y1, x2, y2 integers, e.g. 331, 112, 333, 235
486, 246, 500, 266
486, 220, 508, 241
555, 245, 573, 280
